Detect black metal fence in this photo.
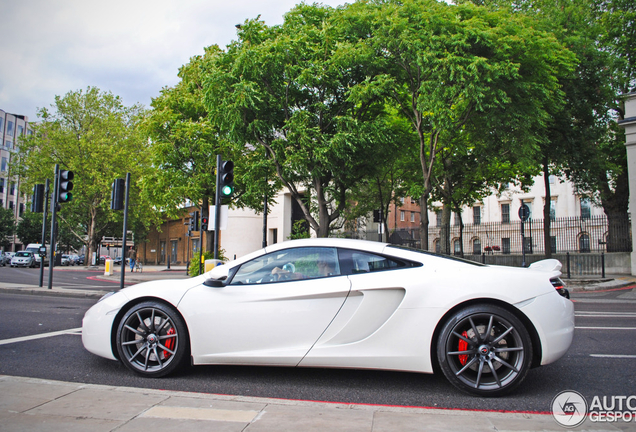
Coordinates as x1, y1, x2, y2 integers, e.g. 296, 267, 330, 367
341, 214, 630, 254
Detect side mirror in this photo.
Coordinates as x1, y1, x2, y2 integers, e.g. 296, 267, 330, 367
203, 277, 227, 288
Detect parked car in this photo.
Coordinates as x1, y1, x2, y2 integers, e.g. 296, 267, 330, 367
61, 255, 71, 266
3, 252, 15, 265
78, 255, 85, 265
82, 238, 574, 396
113, 256, 129, 265
11, 251, 36, 268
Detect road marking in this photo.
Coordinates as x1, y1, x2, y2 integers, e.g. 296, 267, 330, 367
0, 327, 82, 346
575, 312, 636, 318
575, 326, 636, 330
590, 354, 636, 359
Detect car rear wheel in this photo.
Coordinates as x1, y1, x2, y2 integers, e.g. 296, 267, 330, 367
116, 301, 189, 377
437, 304, 532, 396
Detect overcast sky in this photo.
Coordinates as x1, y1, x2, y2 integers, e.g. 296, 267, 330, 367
0, 0, 348, 122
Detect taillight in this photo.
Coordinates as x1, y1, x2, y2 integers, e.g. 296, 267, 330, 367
551, 277, 570, 299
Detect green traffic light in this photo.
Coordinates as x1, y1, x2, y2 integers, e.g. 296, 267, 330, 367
59, 192, 73, 202
221, 185, 234, 196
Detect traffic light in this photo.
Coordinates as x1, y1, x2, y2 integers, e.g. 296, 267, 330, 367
110, 178, 125, 210
219, 160, 234, 199
193, 210, 200, 231
201, 216, 209, 231
32, 184, 45, 213
57, 170, 74, 203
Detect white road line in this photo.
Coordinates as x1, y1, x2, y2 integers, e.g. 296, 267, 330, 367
0, 328, 82, 346
590, 354, 636, 359
575, 326, 636, 330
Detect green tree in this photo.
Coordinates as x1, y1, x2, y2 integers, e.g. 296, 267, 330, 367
143, 48, 280, 251
0, 207, 16, 250
16, 210, 45, 246
14, 87, 154, 261
204, 4, 396, 237
358, 0, 574, 251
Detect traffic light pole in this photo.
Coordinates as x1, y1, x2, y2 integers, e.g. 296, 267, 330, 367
119, 173, 131, 290
214, 155, 222, 260
47, 165, 60, 290
38, 179, 50, 288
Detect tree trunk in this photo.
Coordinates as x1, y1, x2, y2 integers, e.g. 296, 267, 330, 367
542, 160, 552, 258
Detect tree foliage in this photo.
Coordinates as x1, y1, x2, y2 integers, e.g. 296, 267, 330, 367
14, 87, 154, 260
0, 207, 16, 250
204, 4, 399, 237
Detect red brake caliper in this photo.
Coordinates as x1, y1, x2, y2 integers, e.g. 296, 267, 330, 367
458, 331, 469, 366
163, 328, 176, 359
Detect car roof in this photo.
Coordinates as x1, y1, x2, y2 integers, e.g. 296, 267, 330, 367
264, 238, 389, 255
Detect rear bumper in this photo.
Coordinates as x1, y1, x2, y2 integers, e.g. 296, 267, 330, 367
516, 291, 575, 365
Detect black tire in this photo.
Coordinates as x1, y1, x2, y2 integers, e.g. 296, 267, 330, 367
437, 304, 533, 396
116, 301, 189, 377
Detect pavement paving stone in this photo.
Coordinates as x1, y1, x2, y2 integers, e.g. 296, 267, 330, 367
0, 411, 124, 432
25, 386, 169, 421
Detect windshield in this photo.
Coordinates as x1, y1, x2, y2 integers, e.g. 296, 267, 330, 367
16, 252, 32, 257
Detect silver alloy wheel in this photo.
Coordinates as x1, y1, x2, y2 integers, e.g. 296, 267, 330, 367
438, 305, 532, 396
117, 303, 184, 376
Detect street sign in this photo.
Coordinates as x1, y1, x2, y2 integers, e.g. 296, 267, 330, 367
518, 204, 530, 222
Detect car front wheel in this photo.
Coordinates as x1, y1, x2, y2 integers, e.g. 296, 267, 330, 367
116, 301, 189, 377
437, 304, 532, 396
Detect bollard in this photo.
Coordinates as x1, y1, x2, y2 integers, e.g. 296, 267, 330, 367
104, 258, 113, 276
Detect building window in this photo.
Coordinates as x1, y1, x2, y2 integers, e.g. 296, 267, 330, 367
549, 175, 556, 184
550, 199, 557, 220
502, 238, 511, 254
1, 157, 7, 172
7, 121, 14, 137
17, 125, 24, 136
5, 140, 12, 150
400, 210, 405, 222
400, 197, 405, 204
501, 203, 510, 224
410, 212, 415, 223
0, 178, 4, 193
454, 239, 461, 256
580, 198, 591, 219
436, 210, 442, 227
453, 212, 460, 226
19, 203, 24, 217
0, 117, 4, 134
473, 206, 481, 225
472, 238, 481, 255
8, 201, 14, 210
579, 233, 590, 253
434, 239, 440, 253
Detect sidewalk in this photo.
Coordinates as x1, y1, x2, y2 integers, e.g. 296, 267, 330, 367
0, 375, 617, 432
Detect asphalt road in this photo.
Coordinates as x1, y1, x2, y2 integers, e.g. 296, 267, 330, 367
0, 264, 123, 289
0, 286, 634, 413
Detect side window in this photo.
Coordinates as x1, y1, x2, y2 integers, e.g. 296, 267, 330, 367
338, 249, 407, 275
230, 247, 340, 285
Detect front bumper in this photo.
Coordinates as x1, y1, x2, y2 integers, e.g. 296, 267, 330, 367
81, 292, 129, 361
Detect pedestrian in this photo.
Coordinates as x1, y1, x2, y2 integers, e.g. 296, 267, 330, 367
128, 247, 137, 272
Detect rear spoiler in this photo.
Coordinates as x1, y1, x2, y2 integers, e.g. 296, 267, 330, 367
529, 259, 562, 276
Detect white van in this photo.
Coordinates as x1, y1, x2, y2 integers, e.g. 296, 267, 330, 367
25, 243, 50, 266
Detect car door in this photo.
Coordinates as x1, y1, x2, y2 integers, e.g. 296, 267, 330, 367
178, 247, 351, 366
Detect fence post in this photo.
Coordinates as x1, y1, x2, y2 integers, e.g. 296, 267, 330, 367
566, 252, 571, 279
482, 252, 486, 264
601, 252, 605, 278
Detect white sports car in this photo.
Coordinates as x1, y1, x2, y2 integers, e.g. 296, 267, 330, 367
82, 238, 574, 396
